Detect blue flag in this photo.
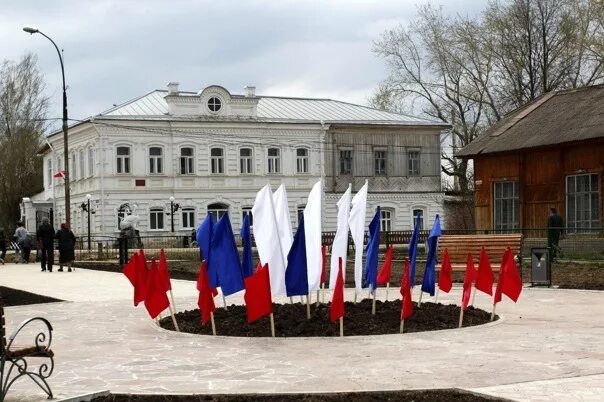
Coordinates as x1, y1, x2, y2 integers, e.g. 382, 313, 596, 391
285, 215, 308, 297
196, 213, 213, 262
363, 207, 380, 294
421, 214, 441, 296
210, 213, 244, 296
408, 214, 420, 288
240, 214, 254, 278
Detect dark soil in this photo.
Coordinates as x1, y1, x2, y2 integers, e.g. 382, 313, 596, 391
0, 286, 63, 306
159, 299, 494, 337
92, 389, 509, 402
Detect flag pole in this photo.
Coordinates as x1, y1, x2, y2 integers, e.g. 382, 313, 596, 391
354, 292, 358, 303
371, 290, 376, 315
167, 303, 180, 332
316, 289, 320, 307
470, 288, 476, 306
321, 283, 325, 303
399, 319, 404, 334
210, 312, 216, 336
339, 317, 343, 337
385, 282, 389, 301
222, 294, 228, 310
491, 303, 497, 321
417, 291, 423, 307
458, 307, 465, 328
269, 313, 275, 337
306, 293, 311, 319
169, 289, 177, 313
434, 286, 440, 303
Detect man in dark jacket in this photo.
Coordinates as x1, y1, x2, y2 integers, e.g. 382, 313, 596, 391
37, 218, 55, 272
547, 208, 564, 261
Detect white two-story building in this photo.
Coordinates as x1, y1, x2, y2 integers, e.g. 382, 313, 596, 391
22, 83, 449, 238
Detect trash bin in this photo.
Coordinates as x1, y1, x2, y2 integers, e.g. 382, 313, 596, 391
531, 247, 551, 287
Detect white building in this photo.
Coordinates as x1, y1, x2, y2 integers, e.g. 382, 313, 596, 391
23, 84, 449, 238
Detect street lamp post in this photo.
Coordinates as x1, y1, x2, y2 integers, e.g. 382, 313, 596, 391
80, 194, 92, 251
23, 26, 71, 227
169, 196, 180, 233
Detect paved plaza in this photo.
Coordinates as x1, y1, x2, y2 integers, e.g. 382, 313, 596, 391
1, 263, 603, 402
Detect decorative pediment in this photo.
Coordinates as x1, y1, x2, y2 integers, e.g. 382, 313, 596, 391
164, 83, 258, 118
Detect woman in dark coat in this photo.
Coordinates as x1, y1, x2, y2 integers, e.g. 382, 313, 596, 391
55, 223, 76, 272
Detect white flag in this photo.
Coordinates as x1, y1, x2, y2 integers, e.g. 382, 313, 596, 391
252, 184, 287, 296
329, 184, 352, 289
272, 184, 293, 257
348, 180, 368, 295
304, 180, 323, 292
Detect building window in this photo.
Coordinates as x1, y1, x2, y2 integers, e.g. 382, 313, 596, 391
181, 207, 195, 229
380, 209, 392, 231
47, 158, 52, 186
267, 148, 281, 174
375, 150, 387, 176
71, 152, 77, 180
88, 147, 95, 177
149, 208, 165, 230
297, 205, 306, 223
493, 182, 519, 232
413, 209, 424, 231
340, 150, 352, 175
116, 146, 131, 174
56, 156, 62, 172
240, 148, 253, 174
149, 147, 163, 174
211, 148, 224, 174
408, 151, 420, 176
566, 173, 600, 232
79, 150, 85, 180
208, 97, 222, 112
180, 147, 194, 175
242, 207, 253, 226
296, 148, 309, 173
208, 203, 229, 221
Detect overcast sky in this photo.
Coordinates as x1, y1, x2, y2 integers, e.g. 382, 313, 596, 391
1, 0, 482, 130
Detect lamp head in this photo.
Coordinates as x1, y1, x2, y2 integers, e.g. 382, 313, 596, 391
169, 196, 175, 202
86, 193, 91, 200
23, 26, 39, 34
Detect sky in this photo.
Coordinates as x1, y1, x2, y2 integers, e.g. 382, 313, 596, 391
1, 0, 482, 131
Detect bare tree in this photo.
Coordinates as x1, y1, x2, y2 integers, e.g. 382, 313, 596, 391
0, 54, 48, 232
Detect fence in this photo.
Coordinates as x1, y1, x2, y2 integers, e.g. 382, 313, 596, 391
69, 227, 604, 264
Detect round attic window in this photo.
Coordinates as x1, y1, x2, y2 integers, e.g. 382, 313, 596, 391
208, 97, 222, 112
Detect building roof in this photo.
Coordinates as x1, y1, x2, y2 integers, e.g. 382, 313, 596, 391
98, 89, 448, 127
456, 84, 604, 158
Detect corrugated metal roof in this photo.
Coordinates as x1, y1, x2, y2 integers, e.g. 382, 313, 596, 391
457, 84, 604, 157
100, 89, 446, 126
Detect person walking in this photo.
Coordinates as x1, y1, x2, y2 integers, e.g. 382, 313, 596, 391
14, 221, 28, 263
547, 208, 564, 261
55, 223, 76, 272
37, 218, 55, 272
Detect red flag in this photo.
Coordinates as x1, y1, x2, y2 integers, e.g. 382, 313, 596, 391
197, 260, 218, 297
400, 258, 413, 320
494, 248, 523, 304
244, 263, 273, 323
475, 247, 494, 296
461, 253, 476, 310
330, 257, 345, 322
53, 171, 65, 178
196, 261, 216, 326
320, 245, 327, 285
376, 244, 394, 286
158, 249, 172, 292
438, 248, 453, 293
144, 260, 170, 319
122, 251, 138, 287
133, 251, 148, 306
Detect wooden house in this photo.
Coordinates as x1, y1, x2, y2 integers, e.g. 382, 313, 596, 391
456, 84, 604, 234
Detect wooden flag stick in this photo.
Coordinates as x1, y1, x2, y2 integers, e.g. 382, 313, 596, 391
222, 294, 228, 310
418, 291, 423, 307
316, 289, 320, 307
354, 292, 358, 303
168, 289, 177, 313
269, 313, 276, 337
167, 303, 180, 332
339, 317, 343, 337
458, 308, 465, 328
385, 282, 390, 301
491, 303, 497, 321
306, 293, 311, 319
470, 288, 476, 306
321, 283, 326, 303
434, 287, 440, 303
371, 291, 377, 315
290, 296, 294, 304
210, 312, 216, 336
400, 319, 405, 334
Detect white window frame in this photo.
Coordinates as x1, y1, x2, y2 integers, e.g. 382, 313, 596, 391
116, 145, 131, 174
408, 150, 420, 176
208, 203, 229, 221
380, 208, 393, 231
149, 207, 165, 231
412, 208, 425, 231
240, 148, 253, 174
79, 150, 85, 180
211, 147, 225, 174
71, 152, 77, 181
181, 207, 196, 230
179, 147, 195, 175
267, 148, 281, 174
566, 173, 600, 232
148, 146, 164, 175
87, 147, 95, 177
242, 207, 253, 226
296, 148, 309, 174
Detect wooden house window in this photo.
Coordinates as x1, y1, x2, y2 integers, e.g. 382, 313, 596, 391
566, 173, 600, 232
339, 150, 352, 175
493, 182, 519, 232
374, 150, 387, 175
408, 151, 420, 176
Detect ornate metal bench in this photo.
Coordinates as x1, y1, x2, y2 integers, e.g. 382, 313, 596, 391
1, 289, 54, 401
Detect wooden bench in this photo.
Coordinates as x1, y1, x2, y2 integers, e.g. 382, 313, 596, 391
437, 234, 523, 271
0, 289, 54, 401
